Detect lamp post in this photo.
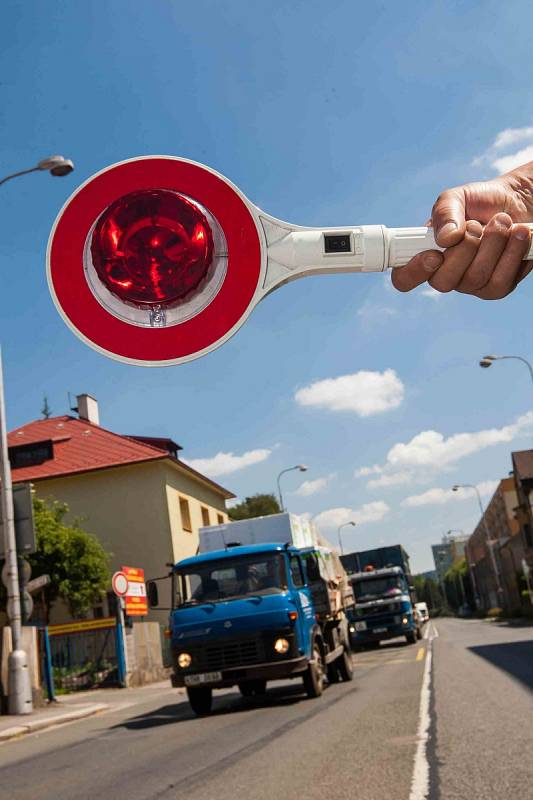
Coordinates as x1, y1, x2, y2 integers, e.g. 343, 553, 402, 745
1, 156, 74, 714
277, 464, 307, 512
452, 483, 504, 608
479, 354, 533, 385
337, 521, 356, 555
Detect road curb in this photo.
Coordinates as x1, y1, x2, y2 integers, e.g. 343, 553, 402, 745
0, 702, 109, 742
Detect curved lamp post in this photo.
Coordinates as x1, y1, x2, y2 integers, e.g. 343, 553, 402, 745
479, 354, 533, 385
277, 464, 307, 512
452, 484, 504, 605
0, 156, 74, 714
337, 521, 356, 555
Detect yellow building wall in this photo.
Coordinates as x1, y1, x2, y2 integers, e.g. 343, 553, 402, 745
32, 458, 229, 625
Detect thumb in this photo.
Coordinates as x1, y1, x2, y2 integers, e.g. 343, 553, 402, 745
431, 188, 467, 247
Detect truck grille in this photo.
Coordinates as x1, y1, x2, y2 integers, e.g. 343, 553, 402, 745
206, 639, 261, 671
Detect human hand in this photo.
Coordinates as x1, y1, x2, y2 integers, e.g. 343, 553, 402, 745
392, 163, 533, 298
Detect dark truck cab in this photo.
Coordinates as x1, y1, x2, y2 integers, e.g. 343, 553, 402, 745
341, 545, 422, 647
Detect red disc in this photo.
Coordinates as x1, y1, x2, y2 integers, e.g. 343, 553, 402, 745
47, 157, 263, 365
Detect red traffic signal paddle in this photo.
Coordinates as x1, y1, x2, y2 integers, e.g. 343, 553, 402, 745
47, 156, 533, 367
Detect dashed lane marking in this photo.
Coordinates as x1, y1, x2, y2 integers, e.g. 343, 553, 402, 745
416, 647, 425, 661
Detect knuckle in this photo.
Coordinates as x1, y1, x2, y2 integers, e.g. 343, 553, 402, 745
428, 275, 454, 293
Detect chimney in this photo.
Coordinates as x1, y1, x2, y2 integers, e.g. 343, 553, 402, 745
77, 394, 99, 426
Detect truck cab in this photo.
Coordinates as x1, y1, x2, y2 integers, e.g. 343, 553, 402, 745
348, 565, 422, 647
163, 541, 353, 715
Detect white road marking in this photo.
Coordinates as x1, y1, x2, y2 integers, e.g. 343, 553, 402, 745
408, 626, 436, 800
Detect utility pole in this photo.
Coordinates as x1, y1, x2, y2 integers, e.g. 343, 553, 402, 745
0, 351, 32, 713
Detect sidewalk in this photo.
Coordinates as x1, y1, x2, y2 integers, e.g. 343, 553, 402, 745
0, 679, 178, 742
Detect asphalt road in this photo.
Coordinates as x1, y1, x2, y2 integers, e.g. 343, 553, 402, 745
0, 618, 531, 800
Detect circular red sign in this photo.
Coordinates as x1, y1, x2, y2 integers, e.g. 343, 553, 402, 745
47, 157, 264, 365
112, 571, 129, 597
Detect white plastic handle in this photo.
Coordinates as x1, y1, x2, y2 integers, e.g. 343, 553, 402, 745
386, 224, 533, 268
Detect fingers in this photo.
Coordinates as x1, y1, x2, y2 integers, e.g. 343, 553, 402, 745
432, 188, 467, 247
456, 213, 514, 293
468, 223, 532, 300
391, 250, 444, 292
428, 220, 483, 292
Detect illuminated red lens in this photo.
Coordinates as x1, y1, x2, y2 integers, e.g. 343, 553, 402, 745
90, 190, 214, 306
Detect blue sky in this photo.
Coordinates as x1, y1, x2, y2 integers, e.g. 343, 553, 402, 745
1, 0, 532, 572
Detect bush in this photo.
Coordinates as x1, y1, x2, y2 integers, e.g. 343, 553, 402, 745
486, 607, 503, 618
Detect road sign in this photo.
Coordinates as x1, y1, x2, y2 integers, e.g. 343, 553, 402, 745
0, 483, 36, 557
122, 565, 148, 616
112, 571, 128, 597
50, 157, 533, 368
26, 574, 51, 594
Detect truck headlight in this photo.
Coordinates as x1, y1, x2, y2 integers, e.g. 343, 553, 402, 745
402, 617, 409, 625
349, 626, 355, 633
177, 652, 192, 668
274, 638, 290, 654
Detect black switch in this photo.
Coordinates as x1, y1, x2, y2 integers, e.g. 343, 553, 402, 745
324, 233, 352, 254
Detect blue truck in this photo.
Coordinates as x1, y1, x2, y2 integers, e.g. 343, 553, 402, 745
340, 545, 422, 648
148, 514, 355, 715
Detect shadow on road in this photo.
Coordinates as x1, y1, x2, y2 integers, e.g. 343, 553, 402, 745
469, 640, 533, 690
111, 683, 320, 730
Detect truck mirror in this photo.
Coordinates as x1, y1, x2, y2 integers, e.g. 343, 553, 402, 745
146, 580, 159, 608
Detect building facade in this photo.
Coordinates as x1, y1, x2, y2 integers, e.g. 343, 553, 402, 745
8, 395, 234, 627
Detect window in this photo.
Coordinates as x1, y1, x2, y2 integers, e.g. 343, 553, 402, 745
201, 506, 210, 527
9, 440, 53, 469
175, 553, 287, 604
290, 556, 305, 588
179, 497, 192, 532
217, 514, 224, 525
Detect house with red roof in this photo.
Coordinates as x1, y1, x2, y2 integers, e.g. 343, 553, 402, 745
8, 394, 234, 625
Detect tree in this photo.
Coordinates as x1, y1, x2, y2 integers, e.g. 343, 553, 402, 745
228, 493, 282, 521
41, 395, 52, 419
28, 498, 111, 623
413, 574, 443, 612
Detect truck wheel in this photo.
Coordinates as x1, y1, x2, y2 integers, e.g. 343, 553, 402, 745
327, 663, 340, 683
303, 642, 325, 698
187, 687, 213, 716
238, 680, 267, 697
405, 631, 417, 645
336, 647, 354, 682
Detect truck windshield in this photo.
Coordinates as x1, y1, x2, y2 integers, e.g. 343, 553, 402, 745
353, 575, 406, 601
175, 553, 287, 606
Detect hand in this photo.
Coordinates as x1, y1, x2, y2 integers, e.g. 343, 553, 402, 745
392, 164, 533, 298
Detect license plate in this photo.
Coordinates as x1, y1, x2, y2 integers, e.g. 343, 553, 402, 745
355, 621, 367, 631
373, 627, 387, 633
184, 671, 222, 686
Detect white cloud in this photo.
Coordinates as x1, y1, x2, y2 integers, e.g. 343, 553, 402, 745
419, 287, 442, 300
357, 411, 533, 490
472, 126, 533, 174
313, 501, 390, 530
367, 471, 414, 489
185, 447, 272, 478
387, 412, 533, 469
293, 474, 334, 497
401, 480, 499, 508
356, 303, 398, 327
294, 369, 404, 417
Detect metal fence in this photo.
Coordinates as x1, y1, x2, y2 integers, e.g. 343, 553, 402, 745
48, 620, 119, 691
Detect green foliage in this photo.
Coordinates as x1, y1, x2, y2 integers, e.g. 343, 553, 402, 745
228, 493, 281, 521
28, 498, 111, 621
413, 574, 443, 612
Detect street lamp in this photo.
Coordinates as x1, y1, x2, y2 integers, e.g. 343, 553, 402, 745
479, 354, 533, 384
452, 483, 504, 606
0, 155, 74, 187
337, 521, 356, 555
277, 464, 307, 512
0, 156, 74, 715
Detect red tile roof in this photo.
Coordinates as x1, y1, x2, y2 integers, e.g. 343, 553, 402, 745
8, 416, 169, 482
7, 416, 234, 498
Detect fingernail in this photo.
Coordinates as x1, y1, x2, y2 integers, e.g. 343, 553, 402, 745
513, 227, 530, 240
466, 222, 482, 238
423, 253, 442, 271
494, 214, 512, 230
438, 222, 457, 240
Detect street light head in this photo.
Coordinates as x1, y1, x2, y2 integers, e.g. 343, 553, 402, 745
298, 464, 308, 472
452, 485, 460, 492
37, 156, 74, 177
349, 521, 356, 527
479, 358, 492, 369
